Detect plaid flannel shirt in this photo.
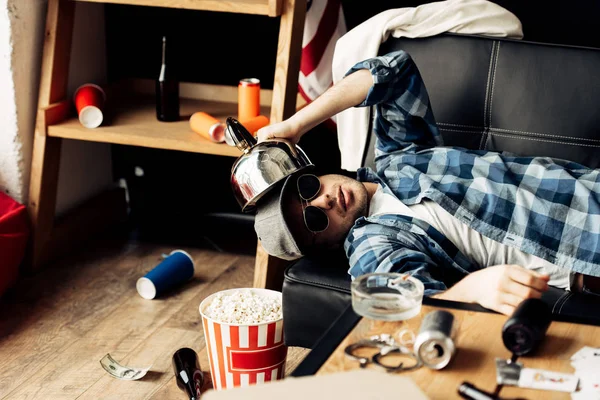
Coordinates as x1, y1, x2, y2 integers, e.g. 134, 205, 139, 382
344, 50, 600, 295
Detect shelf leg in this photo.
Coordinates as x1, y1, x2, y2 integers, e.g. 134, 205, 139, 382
269, 0, 306, 123
26, 0, 75, 270
254, 0, 306, 290
253, 242, 289, 291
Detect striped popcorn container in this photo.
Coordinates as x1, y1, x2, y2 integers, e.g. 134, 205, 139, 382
199, 288, 287, 390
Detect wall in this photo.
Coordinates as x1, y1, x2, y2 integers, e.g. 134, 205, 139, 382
0, 0, 45, 202
56, 2, 113, 217
104, 1, 600, 86
0, 0, 113, 217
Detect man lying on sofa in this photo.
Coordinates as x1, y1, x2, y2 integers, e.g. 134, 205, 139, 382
253, 49, 600, 316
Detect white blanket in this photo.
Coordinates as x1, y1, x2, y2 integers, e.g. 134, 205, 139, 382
331, 0, 524, 171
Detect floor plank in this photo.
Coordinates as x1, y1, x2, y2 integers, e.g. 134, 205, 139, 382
0, 238, 140, 397
0, 232, 309, 399
78, 327, 202, 400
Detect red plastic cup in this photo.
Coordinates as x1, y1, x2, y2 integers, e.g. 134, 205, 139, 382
74, 83, 106, 129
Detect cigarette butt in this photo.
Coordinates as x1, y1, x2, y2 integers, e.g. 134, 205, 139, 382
190, 112, 225, 142
240, 115, 269, 136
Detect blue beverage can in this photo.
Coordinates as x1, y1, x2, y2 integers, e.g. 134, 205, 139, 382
136, 250, 195, 299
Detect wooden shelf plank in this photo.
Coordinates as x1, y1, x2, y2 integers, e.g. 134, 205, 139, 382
73, 0, 281, 16
47, 96, 264, 157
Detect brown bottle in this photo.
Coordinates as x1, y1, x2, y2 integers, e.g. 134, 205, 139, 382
156, 36, 180, 122
172, 347, 203, 400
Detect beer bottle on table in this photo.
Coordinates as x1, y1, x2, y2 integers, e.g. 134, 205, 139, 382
172, 347, 203, 400
156, 36, 180, 122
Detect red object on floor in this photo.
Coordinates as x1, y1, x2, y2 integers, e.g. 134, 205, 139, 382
0, 191, 29, 297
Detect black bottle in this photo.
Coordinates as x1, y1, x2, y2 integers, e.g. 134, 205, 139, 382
172, 347, 203, 400
502, 298, 552, 356
458, 382, 498, 400
156, 36, 180, 122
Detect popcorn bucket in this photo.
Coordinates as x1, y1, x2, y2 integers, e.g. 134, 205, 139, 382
199, 288, 287, 390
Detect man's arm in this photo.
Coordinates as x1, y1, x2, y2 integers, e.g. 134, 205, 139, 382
432, 265, 550, 315
348, 222, 550, 315
344, 50, 442, 153
258, 50, 442, 153
346, 222, 468, 296
257, 68, 373, 143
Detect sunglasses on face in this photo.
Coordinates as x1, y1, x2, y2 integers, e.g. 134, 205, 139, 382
297, 174, 329, 233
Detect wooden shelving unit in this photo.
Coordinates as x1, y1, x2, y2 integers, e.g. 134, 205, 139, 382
28, 0, 305, 290
47, 97, 244, 157
75, 0, 282, 16
46, 81, 278, 157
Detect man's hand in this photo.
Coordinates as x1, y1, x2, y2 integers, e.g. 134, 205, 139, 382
433, 265, 550, 315
256, 119, 302, 144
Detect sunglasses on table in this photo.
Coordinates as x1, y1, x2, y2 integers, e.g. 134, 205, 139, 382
296, 174, 329, 233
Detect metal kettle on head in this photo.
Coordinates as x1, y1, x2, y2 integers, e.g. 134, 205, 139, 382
226, 117, 313, 213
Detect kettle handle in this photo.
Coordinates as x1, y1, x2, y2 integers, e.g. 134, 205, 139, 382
226, 117, 257, 152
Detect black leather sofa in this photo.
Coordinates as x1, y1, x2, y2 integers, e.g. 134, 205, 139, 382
282, 33, 600, 349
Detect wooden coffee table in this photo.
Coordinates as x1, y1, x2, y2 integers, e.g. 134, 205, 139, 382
292, 299, 600, 399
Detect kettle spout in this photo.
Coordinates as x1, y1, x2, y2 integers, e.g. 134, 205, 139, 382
225, 117, 257, 152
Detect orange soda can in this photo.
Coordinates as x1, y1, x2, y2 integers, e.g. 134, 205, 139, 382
189, 112, 225, 142
240, 115, 270, 136
238, 78, 261, 122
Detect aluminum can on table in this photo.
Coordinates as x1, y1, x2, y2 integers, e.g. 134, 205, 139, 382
414, 309, 457, 370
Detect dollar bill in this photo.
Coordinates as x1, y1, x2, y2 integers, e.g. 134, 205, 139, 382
100, 353, 151, 381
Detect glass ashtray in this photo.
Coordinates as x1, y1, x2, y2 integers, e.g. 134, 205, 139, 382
351, 273, 424, 321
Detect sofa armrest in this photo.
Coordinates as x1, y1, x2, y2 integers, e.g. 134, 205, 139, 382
282, 250, 351, 348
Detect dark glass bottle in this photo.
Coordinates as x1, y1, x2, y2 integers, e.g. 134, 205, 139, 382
156, 36, 180, 122
172, 347, 203, 400
502, 298, 551, 356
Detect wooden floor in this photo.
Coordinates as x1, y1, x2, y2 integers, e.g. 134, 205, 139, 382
0, 231, 309, 399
